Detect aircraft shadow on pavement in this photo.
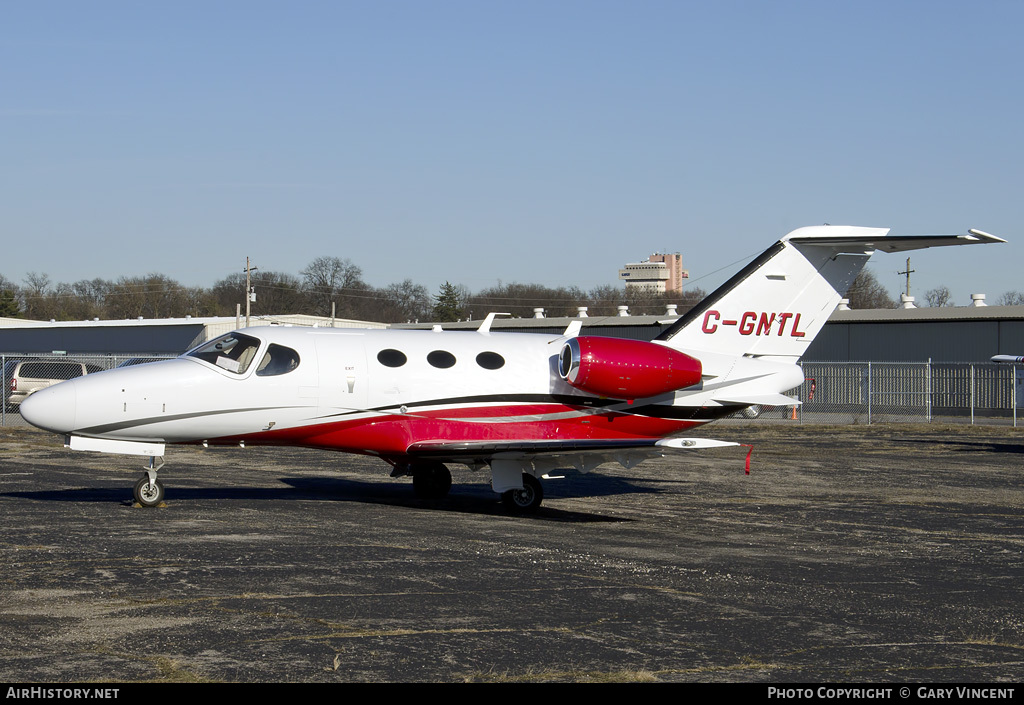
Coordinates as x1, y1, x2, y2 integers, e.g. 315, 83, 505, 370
279, 477, 636, 522
0, 473, 658, 523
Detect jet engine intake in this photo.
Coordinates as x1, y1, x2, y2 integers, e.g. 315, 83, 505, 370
558, 336, 702, 399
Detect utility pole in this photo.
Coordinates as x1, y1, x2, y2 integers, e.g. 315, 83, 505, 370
897, 257, 915, 297
243, 256, 258, 327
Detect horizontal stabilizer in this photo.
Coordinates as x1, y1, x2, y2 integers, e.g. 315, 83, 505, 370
712, 394, 801, 407
655, 438, 740, 450
785, 228, 1006, 252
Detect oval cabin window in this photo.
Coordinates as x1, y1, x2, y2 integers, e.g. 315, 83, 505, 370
427, 350, 456, 369
476, 351, 505, 370
377, 349, 408, 368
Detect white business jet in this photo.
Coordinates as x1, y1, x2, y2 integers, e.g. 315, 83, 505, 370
21, 226, 1004, 511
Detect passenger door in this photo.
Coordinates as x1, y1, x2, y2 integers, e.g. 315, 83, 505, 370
313, 333, 368, 417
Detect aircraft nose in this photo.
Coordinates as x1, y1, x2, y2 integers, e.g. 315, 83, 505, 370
20, 380, 78, 434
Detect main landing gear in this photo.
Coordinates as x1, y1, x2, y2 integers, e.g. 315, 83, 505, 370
134, 457, 166, 507
400, 461, 545, 512
408, 461, 453, 500
501, 473, 543, 513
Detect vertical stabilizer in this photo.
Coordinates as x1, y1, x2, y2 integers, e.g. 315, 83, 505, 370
656, 226, 1004, 362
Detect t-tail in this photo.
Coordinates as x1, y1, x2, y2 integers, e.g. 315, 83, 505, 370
656, 226, 1005, 363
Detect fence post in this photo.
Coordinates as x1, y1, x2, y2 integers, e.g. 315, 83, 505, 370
926, 358, 932, 422
867, 361, 872, 425
1, 354, 5, 427
970, 364, 975, 425
797, 361, 803, 424
1007, 368, 1015, 430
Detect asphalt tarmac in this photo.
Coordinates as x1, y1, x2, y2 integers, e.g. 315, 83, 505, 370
0, 423, 1022, 683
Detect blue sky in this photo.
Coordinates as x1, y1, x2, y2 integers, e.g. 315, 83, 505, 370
3, 0, 1021, 306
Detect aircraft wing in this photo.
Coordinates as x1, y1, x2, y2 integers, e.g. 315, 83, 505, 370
408, 437, 739, 458
406, 437, 748, 480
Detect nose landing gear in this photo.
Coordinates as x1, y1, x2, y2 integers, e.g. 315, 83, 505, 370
134, 457, 166, 507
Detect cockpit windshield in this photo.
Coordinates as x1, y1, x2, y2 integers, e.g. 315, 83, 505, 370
187, 333, 262, 374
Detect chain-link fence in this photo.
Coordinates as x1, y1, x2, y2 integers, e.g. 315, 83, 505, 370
1, 353, 177, 427
744, 361, 1023, 426
2, 354, 1021, 428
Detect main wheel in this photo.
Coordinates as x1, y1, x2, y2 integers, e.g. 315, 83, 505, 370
412, 462, 452, 499
502, 473, 543, 513
134, 475, 165, 507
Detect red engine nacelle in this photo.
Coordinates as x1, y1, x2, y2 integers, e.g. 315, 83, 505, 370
557, 336, 702, 400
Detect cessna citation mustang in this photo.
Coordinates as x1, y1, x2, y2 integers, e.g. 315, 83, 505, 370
21, 226, 1004, 511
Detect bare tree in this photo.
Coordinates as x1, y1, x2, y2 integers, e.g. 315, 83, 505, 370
0, 274, 19, 295
212, 271, 305, 316
72, 279, 112, 312
300, 256, 367, 317
846, 269, 895, 309
923, 285, 953, 307
21, 272, 53, 320
51, 281, 97, 320
374, 279, 433, 322
104, 274, 202, 319
467, 282, 584, 318
997, 291, 1024, 306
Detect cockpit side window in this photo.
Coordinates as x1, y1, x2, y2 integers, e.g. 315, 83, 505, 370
187, 333, 262, 375
256, 344, 301, 377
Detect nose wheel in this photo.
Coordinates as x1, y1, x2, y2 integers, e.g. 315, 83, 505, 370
134, 475, 165, 507
134, 456, 166, 507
